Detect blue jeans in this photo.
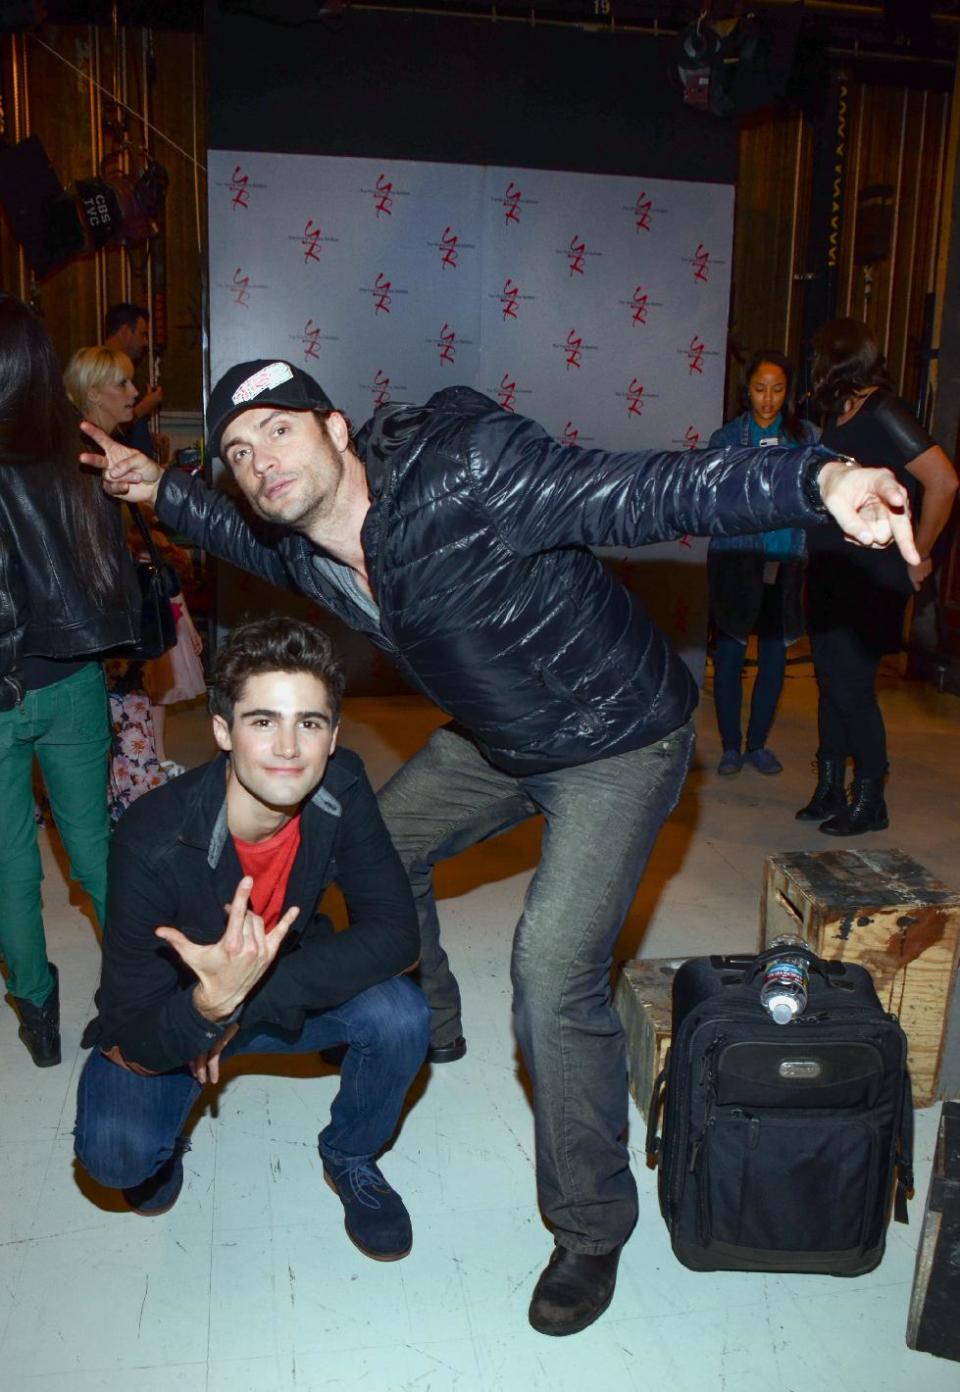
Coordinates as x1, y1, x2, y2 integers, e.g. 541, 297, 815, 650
74, 977, 429, 1191
0, 663, 111, 1005
378, 720, 695, 1253
712, 578, 787, 754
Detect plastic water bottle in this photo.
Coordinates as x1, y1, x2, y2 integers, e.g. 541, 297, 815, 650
760, 935, 810, 1024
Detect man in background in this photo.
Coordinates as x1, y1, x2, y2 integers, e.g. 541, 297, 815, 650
103, 302, 166, 460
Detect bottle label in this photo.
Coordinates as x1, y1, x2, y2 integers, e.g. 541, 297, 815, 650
765, 961, 806, 988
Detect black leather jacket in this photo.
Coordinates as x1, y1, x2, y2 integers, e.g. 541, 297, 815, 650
157, 387, 832, 773
0, 454, 140, 708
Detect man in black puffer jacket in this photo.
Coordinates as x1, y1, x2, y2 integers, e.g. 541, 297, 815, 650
83, 360, 919, 1335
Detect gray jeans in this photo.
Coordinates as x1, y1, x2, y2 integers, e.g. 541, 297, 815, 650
378, 719, 695, 1252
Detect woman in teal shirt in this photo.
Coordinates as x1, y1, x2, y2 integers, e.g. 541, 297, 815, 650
708, 349, 818, 775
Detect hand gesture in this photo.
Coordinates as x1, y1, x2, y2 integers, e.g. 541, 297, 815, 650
79, 420, 163, 504
189, 1021, 239, 1086
139, 384, 164, 416
817, 461, 921, 564
155, 876, 298, 1022
907, 557, 933, 592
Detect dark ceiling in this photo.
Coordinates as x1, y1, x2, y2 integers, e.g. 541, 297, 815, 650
15, 1, 960, 63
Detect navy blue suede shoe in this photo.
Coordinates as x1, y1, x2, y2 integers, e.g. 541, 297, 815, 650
321, 1155, 412, 1261
717, 749, 743, 776
123, 1138, 190, 1216
744, 747, 783, 775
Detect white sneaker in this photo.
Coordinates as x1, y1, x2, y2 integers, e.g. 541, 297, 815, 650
159, 759, 186, 778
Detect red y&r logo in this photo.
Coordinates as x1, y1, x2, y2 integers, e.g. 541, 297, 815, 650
630, 286, 649, 327
565, 330, 583, 371
302, 219, 323, 264
373, 370, 391, 409
684, 425, 701, 450
568, 235, 586, 277
688, 336, 706, 375
439, 323, 457, 366
375, 174, 394, 218
692, 243, 710, 283
501, 277, 520, 321
229, 166, 249, 210
561, 422, 580, 447
232, 267, 251, 309
634, 191, 652, 232
503, 181, 523, 226
626, 379, 644, 417
302, 319, 321, 361
440, 227, 459, 269
498, 373, 517, 411
373, 273, 393, 315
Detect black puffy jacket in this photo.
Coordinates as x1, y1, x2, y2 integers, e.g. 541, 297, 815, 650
157, 387, 832, 773
0, 453, 141, 708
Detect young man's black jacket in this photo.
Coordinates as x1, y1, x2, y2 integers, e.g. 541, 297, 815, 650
87, 747, 419, 1074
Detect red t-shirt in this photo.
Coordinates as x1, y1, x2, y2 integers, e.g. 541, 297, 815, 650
233, 813, 302, 932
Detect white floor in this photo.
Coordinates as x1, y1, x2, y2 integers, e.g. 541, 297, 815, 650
1, 661, 958, 1391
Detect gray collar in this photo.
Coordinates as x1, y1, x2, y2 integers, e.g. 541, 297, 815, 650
206, 782, 343, 870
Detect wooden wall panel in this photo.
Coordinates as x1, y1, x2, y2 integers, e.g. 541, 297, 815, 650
148, 29, 206, 412
0, 25, 206, 412
836, 83, 949, 406
731, 78, 950, 426
726, 109, 811, 418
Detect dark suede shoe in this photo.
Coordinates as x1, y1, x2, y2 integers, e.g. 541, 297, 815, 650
322, 1156, 412, 1261
123, 1138, 189, 1216
10, 962, 61, 1068
528, 1242, 622, 1336
427, 1035, 467, 1064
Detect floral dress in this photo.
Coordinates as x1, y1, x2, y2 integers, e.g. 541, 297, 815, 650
104, 664, 168, 822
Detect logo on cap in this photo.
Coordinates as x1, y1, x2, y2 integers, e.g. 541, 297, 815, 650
232, 362, 295, 406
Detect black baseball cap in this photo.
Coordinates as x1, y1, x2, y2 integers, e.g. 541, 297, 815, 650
207, 359, 335, 460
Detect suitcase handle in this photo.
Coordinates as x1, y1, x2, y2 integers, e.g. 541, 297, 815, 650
645, 1066, 667, 1168
745, 943, 844, 986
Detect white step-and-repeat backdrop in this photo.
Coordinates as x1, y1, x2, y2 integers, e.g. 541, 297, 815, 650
207, 150, 735, 685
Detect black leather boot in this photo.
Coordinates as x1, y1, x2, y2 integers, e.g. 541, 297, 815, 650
10, 962, 61, 1067
528, 1242, 622, 1336
795, 755, 848, 821
819, 776, 889, 836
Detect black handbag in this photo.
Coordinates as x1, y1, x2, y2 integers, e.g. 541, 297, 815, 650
126, 504, 179, 660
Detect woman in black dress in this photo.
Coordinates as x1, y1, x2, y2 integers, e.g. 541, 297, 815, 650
798, 318, 958, 834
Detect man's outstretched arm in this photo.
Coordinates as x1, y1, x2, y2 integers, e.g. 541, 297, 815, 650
81, 420, 293, 590
468, 411, 919, 564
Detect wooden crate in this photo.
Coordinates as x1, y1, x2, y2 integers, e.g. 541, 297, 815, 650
614, 958, 684, 1122
906, 1101, 960, 1363
761, 849, 960, 1107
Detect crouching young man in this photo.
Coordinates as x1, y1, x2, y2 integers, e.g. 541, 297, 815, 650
74, 617, 429, 1259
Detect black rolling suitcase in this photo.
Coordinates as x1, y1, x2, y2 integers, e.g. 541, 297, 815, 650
645, 947, 914, 1275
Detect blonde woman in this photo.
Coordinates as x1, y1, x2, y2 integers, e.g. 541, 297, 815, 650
64, 346, 140, 439
67, 347, 202, 786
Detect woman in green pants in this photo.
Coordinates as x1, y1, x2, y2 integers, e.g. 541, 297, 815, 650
0, 296, 140, 1065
